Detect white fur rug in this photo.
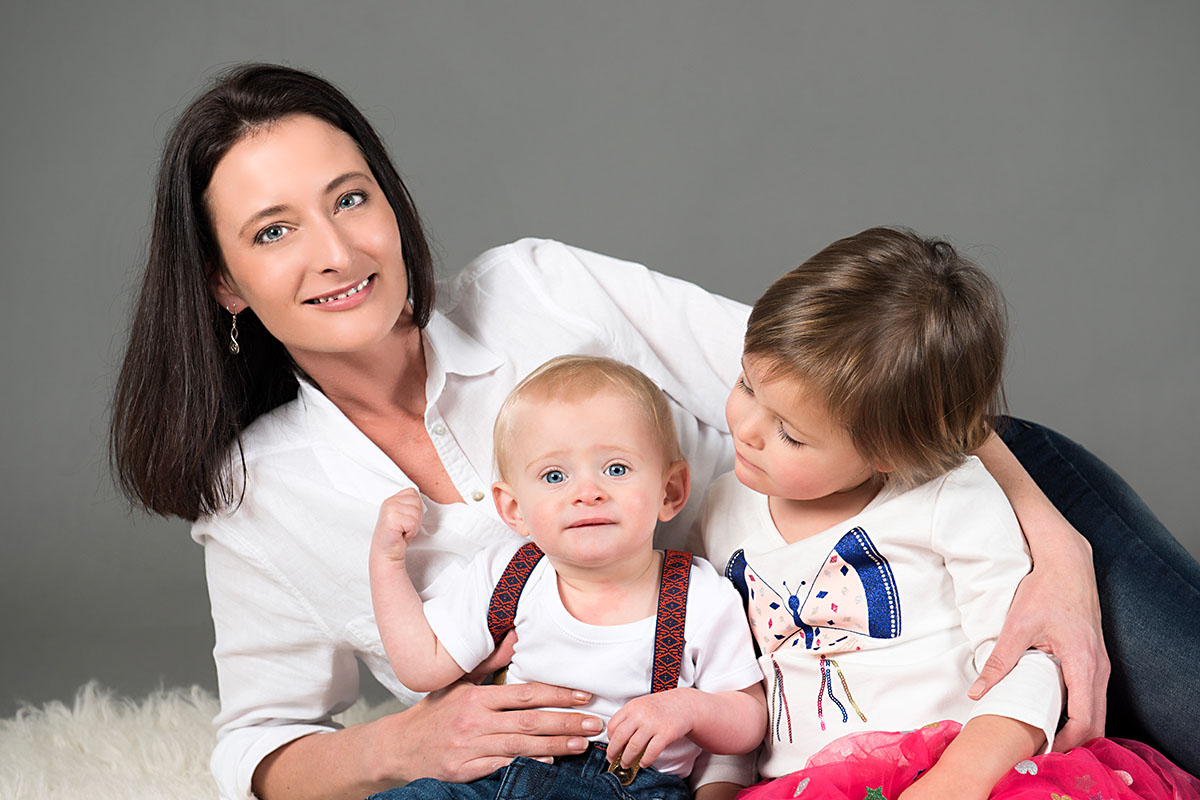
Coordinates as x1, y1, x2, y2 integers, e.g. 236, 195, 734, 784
0, 682, 405, 799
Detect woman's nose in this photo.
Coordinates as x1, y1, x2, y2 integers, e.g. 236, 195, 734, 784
312, 218, 353, 273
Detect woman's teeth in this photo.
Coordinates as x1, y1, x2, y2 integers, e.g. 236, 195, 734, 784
310, 276, 371, 304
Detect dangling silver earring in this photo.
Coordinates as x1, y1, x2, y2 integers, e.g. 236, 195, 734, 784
227, 307, 241, 355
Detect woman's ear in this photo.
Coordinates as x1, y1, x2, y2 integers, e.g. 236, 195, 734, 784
658, 460, 691, 523
208, 268, 246, 314
492, 482, 532, 538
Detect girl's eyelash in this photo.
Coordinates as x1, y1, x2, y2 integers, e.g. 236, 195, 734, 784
777, 425, 804, 448
736, 376, 753, 395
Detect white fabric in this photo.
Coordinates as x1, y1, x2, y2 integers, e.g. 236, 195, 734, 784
421, 540, 763, 777
190, 239, 750, 800
697, 457, 1064, 782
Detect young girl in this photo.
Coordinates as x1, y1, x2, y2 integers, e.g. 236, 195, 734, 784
696, 228, 1200, 800
369, 355, 766, 800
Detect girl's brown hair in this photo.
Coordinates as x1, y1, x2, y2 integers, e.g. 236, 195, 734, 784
110, 64, 435, 521
745, 227, 1008, 488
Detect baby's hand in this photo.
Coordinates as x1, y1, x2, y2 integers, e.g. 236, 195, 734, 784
605, 688, 698, 770
371, 489, 424, 566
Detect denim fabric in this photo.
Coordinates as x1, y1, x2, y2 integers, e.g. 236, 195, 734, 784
367, 744, 690, 800
997, 417, 1200, 774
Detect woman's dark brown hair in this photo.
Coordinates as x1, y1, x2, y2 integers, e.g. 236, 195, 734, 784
744, 227, 1008, 489
110, 63, 435, 521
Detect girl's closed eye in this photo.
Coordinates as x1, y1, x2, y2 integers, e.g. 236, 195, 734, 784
736, 375, 754, 396
777, 424, 805, 448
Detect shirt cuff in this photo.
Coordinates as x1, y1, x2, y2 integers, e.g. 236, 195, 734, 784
214, 722, 339, 800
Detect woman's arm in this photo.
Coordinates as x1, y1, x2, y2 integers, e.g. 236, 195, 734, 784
370, 490, 467, 692
971, 433, 1109, 749
253, 681, 603, 800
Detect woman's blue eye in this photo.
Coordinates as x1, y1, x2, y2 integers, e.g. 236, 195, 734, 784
542, 470, 566, 484
337, 191, 366, 210
256, 225, 287, 244
605, 464, 628, 477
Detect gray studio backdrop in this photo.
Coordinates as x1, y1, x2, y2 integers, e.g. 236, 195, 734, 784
2, 2, 1197, 717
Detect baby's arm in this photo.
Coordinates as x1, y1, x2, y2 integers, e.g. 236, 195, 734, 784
369, 489, 468, 692
605, 683, 767, 769
898, 715, 1043, 800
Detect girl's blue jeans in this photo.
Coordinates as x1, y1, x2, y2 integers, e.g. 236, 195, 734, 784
998, 417, 1200, 774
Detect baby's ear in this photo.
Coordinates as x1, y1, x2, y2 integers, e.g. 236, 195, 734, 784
658, 460, 691, 523
492, 482, 532, 538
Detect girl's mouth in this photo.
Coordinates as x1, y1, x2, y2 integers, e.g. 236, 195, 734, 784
305, 275, 374, 304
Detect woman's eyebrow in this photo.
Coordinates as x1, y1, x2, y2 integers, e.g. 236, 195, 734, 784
239, 204, 288, 238
325, 170, 372, 193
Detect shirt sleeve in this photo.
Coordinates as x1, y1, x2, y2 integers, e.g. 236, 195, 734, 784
199, 526, 360, 800
930, 460, 1064, 751
507, 238, 750, 435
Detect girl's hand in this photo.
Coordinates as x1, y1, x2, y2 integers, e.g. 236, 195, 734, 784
370, 489, 424, 566
605, 688, 698, 769
968, 527, 1108, 751
372, 680, 603, 782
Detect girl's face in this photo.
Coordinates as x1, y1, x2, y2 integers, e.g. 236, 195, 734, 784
725, 356, 878, 502
205, 114, 409, 359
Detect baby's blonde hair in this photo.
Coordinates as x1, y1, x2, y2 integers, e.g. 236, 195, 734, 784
493, 355, 684, 483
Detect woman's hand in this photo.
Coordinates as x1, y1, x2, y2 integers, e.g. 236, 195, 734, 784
370, 680, 603, 783
971, 433, 1109, 750
968, 523, 1109, 750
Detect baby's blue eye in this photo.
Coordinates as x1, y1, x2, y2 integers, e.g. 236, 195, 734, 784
542, 470, 566, 484
604, 463, 628, 477
256, 224, 287, 244
337, 191, 366, 210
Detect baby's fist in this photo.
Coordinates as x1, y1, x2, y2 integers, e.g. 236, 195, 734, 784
371, 488, 424, 564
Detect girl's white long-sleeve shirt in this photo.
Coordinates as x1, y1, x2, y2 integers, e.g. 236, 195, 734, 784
697, 458, 1064, 783
190, 239, 750, 800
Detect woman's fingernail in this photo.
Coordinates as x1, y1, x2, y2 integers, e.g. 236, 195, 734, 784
533, 757, 554, 764
567, 737, 588, 752
582, 717, 603, 733
968, 678, 984, 699
573, 690, 591, 702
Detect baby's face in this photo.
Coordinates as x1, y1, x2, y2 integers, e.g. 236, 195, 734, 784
494, 389, 682, 578
725, 356, 877, 502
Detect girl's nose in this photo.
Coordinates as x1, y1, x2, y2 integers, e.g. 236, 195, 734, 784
733, 412, 765, 451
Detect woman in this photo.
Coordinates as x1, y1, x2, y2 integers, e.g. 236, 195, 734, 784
110, 64, 1197, 800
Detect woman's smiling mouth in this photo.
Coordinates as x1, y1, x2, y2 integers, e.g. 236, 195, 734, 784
305, 275, 374, 305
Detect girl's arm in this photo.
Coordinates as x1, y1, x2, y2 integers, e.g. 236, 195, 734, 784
605, 684, 767, 770
972, 433, 1108, 749
897, 715, 1043, 800
369, 489, 467, 692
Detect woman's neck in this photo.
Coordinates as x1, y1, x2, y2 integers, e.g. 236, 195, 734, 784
289, 317, 427, 420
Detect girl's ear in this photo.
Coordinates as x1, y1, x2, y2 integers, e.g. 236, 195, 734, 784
492, 482, 532, 538
208, 268, 246, 314
658, 460, 691, 523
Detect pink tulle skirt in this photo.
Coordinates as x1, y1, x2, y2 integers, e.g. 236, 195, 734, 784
736, 722, 1200, 800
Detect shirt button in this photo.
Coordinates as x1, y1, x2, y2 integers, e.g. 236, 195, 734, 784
471, 491, 486, 502
431, 423, 446, 435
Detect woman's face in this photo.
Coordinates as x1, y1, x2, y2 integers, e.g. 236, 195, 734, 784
205, 114, 409, 358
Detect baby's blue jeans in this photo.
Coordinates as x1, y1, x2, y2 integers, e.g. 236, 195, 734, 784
999, 417, 1200, 774
366, 743, 689, 800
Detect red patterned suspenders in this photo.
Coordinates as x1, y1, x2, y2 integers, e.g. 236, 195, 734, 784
484, 542, 694, 692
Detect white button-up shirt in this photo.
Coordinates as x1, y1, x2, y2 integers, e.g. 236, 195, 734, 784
191, 239, 749, 799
